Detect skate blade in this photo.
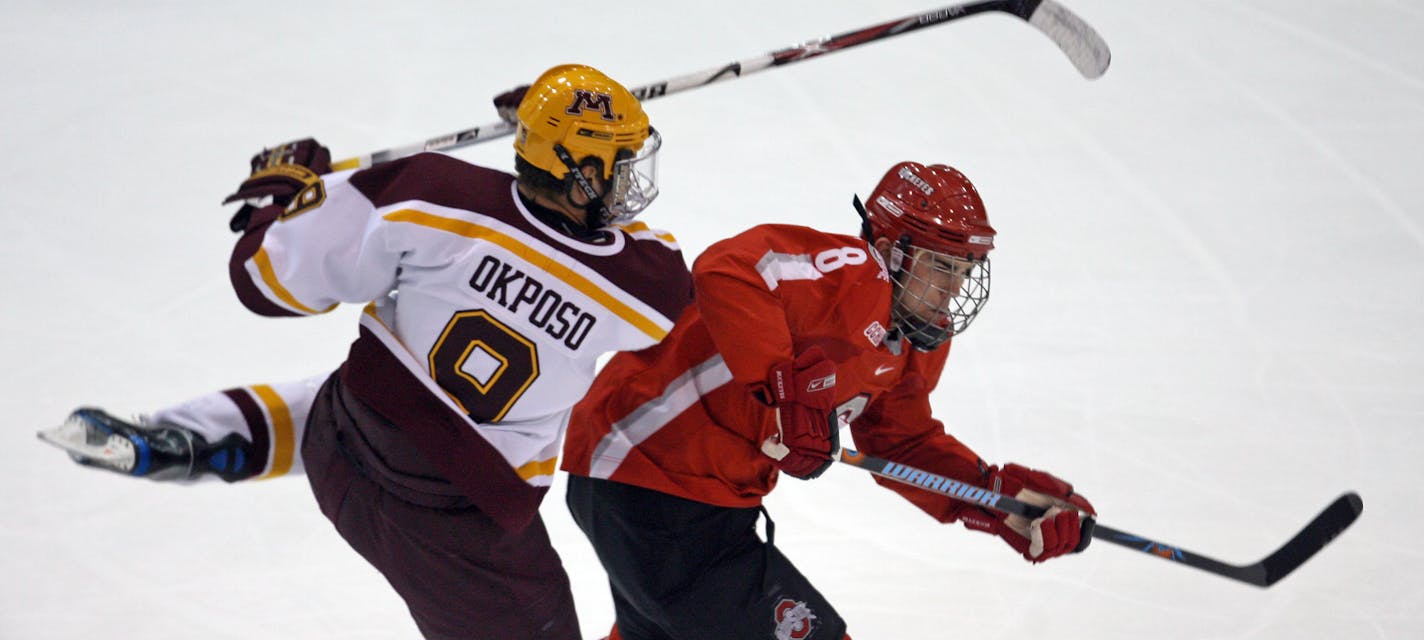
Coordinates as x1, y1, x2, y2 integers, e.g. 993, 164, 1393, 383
36, 415, 136, 472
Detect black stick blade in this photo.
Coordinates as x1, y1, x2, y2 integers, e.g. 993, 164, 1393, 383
1258, 492, 1363, 586
1091, 492, 1363, 587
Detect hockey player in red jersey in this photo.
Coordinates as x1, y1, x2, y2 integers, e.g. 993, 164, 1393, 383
562, 162, 1096, 639
39, 64, 690, 640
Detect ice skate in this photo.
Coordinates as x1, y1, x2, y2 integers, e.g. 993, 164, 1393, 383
37, 408, 251, 482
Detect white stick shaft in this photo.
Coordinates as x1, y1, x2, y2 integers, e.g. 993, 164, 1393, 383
331, 0, 1109, 171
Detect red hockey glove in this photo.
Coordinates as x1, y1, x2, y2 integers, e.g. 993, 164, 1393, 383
223, 138, 331, 232
960, 463, 1096, 563
753, 347, 839, 480
492, 84, 530, 125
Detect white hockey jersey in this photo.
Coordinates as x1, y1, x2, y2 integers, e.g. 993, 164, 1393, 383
229, 152, 691, 530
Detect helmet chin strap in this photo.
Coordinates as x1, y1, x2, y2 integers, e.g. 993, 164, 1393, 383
553, 144, 611, 231
855, 194, 911, 351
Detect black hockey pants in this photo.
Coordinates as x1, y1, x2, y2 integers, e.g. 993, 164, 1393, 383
567, 474, 846, 640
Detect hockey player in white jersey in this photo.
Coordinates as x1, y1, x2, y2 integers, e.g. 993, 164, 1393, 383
39, 64, 691, 640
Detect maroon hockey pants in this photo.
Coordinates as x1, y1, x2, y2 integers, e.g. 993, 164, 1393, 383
302, 375, 580, 640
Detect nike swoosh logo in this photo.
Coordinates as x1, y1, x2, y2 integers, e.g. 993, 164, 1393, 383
874, 364, 895, 376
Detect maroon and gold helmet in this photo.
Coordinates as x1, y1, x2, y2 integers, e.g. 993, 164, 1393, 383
513, 64, 660, 225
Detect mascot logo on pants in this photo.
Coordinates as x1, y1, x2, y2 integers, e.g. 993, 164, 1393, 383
773, 598, 818, 640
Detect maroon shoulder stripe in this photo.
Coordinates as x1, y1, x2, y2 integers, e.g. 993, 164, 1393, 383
590, 240, 693, 322
349, 153, 693, 324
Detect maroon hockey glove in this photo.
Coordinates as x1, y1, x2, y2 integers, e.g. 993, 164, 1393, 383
960, 463, 1096, 563
754, 347, 840, 480
223, 138, 331, 206
223, 138, 331, 231
492, 84, 530, 125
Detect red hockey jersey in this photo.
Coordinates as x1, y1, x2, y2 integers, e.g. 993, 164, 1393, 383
563, 223, 990, 522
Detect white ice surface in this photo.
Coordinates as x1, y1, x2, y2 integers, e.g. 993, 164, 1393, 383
2, 1, 1420, 638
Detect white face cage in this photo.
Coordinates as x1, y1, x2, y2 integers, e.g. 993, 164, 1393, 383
604, 127, 661, 225
890, 247, 991, 351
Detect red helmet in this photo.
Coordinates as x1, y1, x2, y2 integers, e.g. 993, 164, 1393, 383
856, 162, 995, 350
861, 162, 995, 261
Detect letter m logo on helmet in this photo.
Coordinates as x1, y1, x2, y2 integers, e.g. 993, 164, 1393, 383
565, 90, 618, 121
514, 64, 652, 183
513, 64, 662, 224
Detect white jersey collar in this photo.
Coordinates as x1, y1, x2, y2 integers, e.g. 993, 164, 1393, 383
510, 182, 626, 256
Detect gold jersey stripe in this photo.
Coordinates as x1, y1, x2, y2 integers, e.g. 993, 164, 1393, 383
514, 456, 559, 481
251, 385, 296, 479
253, 247, 338, 315
615, 221, 678, 244
383, 209, 669, 341
361, 301, 385, 324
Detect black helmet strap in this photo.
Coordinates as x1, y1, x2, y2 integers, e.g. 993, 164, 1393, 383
852, 194, 872, 240
554, 143, 611, 231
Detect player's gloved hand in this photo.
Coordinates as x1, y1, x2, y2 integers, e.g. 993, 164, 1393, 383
493, 84, 530, 125
754, 347, 839, 480
961, 463, 1096, 562
223, 138, 331, 232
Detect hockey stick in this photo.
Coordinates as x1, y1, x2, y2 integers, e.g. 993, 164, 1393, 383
837, 448, 1363, 588
330, 0, 1109, 171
